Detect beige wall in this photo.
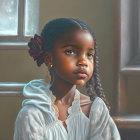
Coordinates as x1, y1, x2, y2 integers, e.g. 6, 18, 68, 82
0, 0, 113, 139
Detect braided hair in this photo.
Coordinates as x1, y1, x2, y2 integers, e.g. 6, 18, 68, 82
38, 18, 110, 110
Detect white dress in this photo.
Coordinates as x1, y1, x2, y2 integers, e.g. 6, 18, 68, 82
13, 79, 121, 140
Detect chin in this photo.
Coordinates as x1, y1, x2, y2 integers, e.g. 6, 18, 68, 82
75, 81, 86, 86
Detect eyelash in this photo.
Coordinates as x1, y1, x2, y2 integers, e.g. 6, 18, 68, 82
88, 53, 95, 58
65, 49, 95, 58
65, 49, 76, 55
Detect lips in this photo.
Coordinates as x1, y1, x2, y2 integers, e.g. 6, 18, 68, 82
74, 69, 88, 78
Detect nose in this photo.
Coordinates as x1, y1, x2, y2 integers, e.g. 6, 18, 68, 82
77, 55, 88, 67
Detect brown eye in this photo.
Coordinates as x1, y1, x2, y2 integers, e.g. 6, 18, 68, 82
88, 53, 94, 58
65, 49, 76, 55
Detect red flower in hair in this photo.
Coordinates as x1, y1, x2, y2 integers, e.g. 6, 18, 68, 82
28, 34, 44, 66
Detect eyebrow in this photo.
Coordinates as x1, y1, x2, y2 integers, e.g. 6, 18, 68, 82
62, 44, 95, 51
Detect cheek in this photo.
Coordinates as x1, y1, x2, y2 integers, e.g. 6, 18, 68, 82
55, 57, 74, 73
89, 62, 94, 76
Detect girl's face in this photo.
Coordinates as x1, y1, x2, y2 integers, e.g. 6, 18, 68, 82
48, 29, 95, 86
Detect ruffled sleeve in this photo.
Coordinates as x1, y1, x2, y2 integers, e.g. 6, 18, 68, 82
13, 106, 46, 140
88, 97, 121, 140
22, 79, 53, 114
13, 79, 53, 140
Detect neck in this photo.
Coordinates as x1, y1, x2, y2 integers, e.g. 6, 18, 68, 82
50, 79, 76, 105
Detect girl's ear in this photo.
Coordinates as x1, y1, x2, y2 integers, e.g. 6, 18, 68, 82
44, 51, 53, 69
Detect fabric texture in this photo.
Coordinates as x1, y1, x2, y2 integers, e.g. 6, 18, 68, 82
14, 79, 121, 140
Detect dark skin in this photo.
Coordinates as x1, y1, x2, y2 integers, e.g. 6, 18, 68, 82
44, 29, 95, 130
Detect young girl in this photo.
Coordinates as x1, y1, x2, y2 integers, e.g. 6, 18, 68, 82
14, 18, 120, 140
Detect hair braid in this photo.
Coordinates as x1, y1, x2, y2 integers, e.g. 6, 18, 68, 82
86, 40, 110, 110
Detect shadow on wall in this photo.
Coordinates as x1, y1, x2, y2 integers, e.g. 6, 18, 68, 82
119, 129, 140, 140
